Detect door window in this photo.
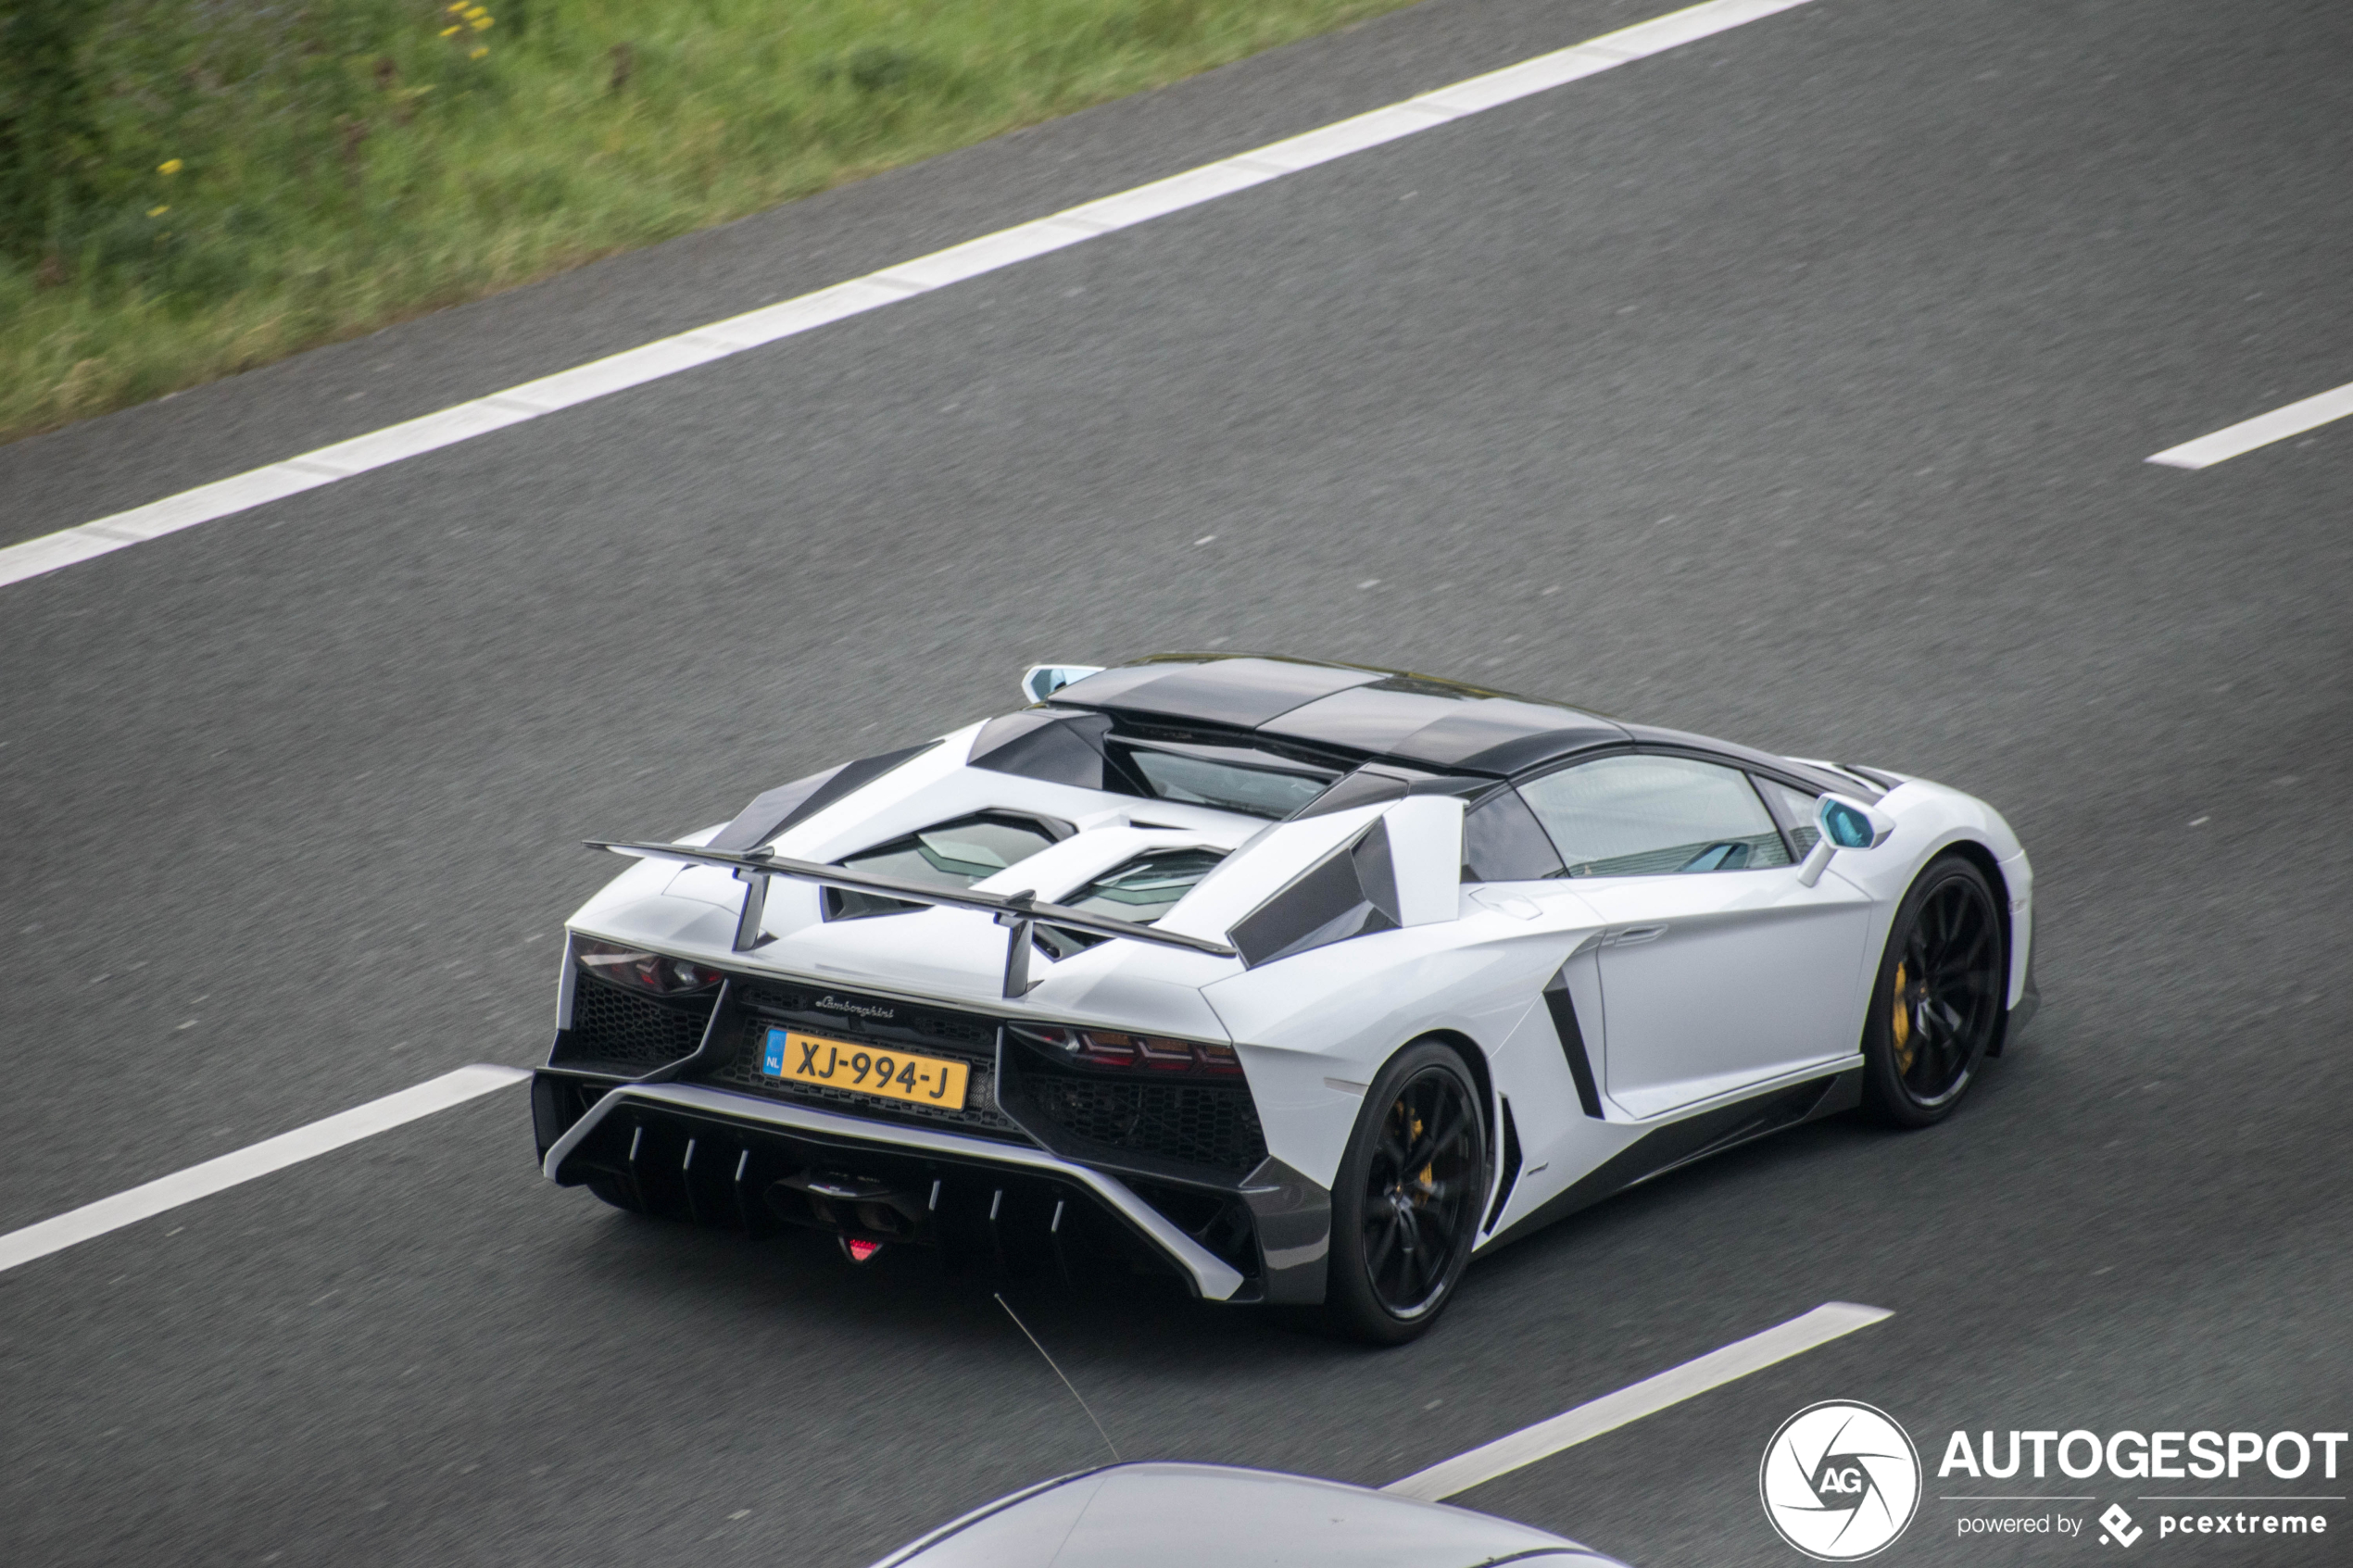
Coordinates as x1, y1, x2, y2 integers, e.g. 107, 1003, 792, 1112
1461, 786, 1567, 881
1753, 776, 1824, 856
1519, 754, 1792, 875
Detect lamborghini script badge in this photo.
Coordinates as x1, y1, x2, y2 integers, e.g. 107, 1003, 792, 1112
812, 994, 895, 1022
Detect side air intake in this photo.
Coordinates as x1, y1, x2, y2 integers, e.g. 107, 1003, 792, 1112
1228, 820, 1401, 966
1541, 966, 1604, 1119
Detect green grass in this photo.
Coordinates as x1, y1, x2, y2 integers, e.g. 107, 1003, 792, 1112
0, 0, 1416, 444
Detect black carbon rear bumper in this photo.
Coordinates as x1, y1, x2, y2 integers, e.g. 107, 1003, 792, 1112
538, 965, 1333, 1302
539, 1078, 1268, 1299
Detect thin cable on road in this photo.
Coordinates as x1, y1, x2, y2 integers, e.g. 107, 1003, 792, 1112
997, 1292, 1122, 1462
0, 0, 1819, 595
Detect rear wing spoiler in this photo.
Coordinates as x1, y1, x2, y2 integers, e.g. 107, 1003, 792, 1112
586, 839, 1238, 999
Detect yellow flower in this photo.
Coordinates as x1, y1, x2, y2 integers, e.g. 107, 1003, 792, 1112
447, 3, 465, 11
470, 44, 488, 57
157, 158, 183, 175
148, 205, 170, 217
471, 14, 493, 29
442, 23, 460, 34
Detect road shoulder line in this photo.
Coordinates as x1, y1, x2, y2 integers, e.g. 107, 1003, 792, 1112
2147, 380, 2353, 468
1383, 1300, 1893, 1500
0, 0, 1818, 595
0, 1064, 529, 1277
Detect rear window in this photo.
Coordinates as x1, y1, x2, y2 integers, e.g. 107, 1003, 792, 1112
841, 814, 1062, 885
829, 812, 1065, 920
1062, 848, 1228, 924
1122, 746, 1336, 818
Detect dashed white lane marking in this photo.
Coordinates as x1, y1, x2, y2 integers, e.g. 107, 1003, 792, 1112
0, 0, 1818, 594
1383, 1300, 1892, 1500
2147, 379, 2353, 468
0, 1064, 528, 1276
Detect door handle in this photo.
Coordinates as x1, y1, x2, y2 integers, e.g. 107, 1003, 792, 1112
1604, 924, 1668, 947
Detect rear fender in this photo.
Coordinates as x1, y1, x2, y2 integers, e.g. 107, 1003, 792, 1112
1202, 915, 1581, 1190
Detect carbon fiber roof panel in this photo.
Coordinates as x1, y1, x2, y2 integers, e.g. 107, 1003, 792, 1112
1052, 656, 1382, 728
1049, 656, 1629, 775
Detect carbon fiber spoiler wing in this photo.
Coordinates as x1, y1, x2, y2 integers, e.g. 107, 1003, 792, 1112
586, 839, 1238, 999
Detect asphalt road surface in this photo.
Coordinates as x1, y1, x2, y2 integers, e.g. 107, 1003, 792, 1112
4, 0, 2348, 1564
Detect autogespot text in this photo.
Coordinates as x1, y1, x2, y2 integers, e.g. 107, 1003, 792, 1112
1938, 1429, 2347, 1481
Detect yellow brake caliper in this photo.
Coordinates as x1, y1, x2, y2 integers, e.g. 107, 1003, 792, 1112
1891, 960, 1914, 1072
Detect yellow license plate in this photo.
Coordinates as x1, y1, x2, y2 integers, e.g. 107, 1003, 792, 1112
760, 1027, 969, 1109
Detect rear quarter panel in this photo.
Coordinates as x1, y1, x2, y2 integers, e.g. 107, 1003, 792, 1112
1201, 915, 1580, 1190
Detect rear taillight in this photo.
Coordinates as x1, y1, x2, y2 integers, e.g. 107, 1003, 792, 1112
573, 937, 724, 996
1010, 1023, 1243, 1076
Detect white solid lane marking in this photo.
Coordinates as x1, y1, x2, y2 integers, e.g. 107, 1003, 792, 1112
0, 1064, 529, 1276
0, 0, 1818, 595
2147, 380, 2353, 469
1382, 1300, 1892, 1500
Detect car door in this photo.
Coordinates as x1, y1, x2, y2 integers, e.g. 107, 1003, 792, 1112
1516, 752, 1872, 1119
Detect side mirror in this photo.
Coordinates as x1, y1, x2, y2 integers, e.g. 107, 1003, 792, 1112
1795, 792, 1895, 885
1818, 793, 1894, 850
1020, 664, 1102, 704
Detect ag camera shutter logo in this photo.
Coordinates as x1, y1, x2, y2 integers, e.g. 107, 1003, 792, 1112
1760, 1400, 1922, 1560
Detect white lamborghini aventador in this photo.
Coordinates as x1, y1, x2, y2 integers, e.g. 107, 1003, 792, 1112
534, 655, 2034, 1342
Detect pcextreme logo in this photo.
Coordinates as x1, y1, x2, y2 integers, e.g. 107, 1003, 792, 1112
1761, 1401, 1923, 1561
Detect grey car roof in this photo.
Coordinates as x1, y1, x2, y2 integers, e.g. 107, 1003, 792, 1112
1047, 655, 1870, 798
872, 1462, 1622, 1568
1048, 656, 1629, 776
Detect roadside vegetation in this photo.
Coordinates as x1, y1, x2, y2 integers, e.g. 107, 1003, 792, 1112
0, 0, 1412, 442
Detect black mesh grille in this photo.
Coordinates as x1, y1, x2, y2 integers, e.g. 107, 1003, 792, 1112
696, 982, 1026, 1140
1021, 1070, 1267, 1176
553, 972, 715, 1073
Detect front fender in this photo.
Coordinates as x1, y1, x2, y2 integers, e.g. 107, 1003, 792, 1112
1827, 778, 2034, 1011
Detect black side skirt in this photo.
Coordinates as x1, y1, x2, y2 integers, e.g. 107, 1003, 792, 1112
1486, 1068, 1862, 1250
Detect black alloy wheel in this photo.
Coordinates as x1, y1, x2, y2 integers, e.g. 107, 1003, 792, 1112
1861, 855, 2006, 1126
1321, 1039, 1490, 1345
